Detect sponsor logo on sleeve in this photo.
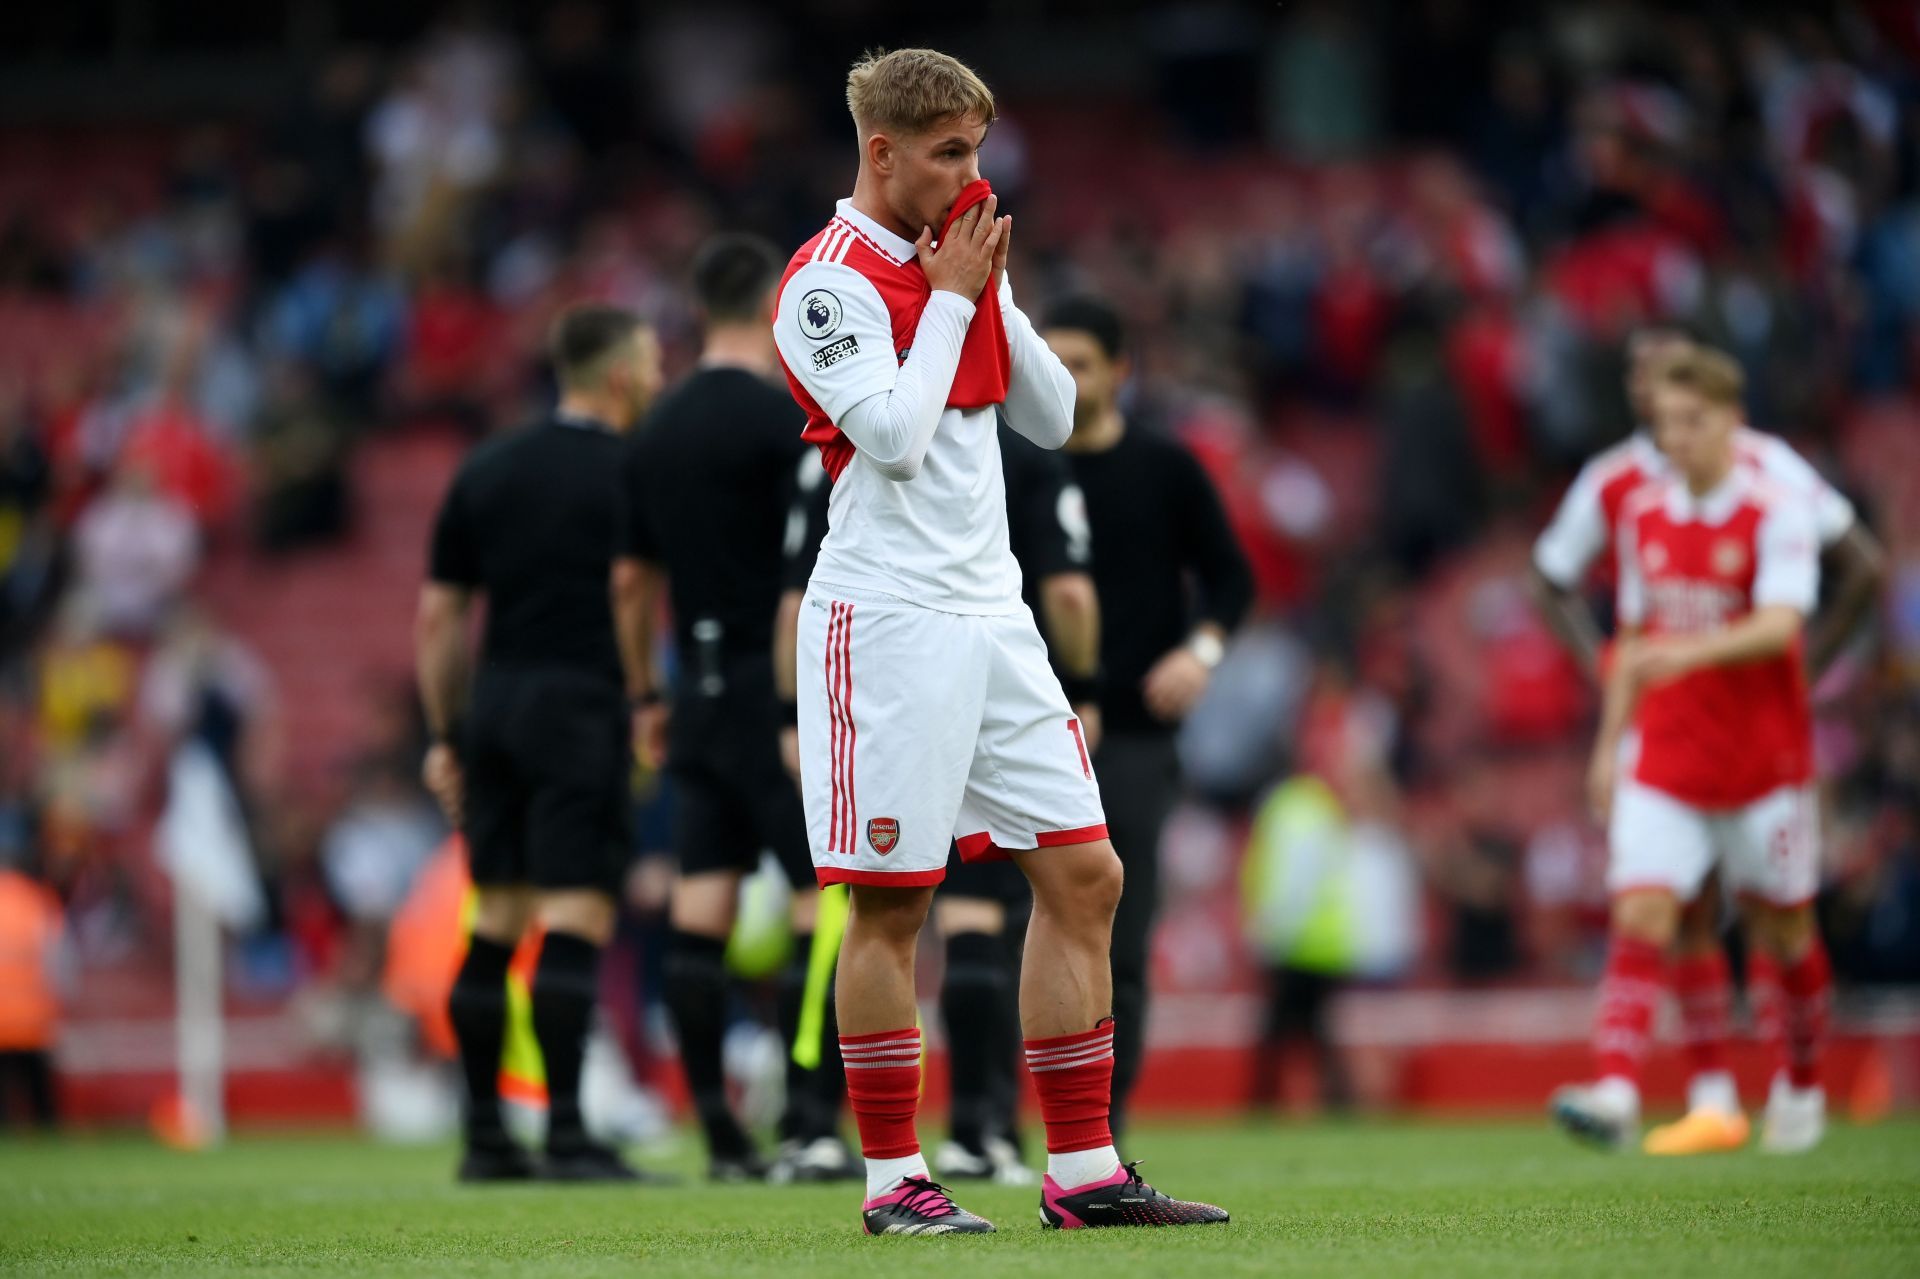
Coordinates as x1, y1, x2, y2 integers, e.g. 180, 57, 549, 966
799, 289, 843, 340
812, 335, 859, 370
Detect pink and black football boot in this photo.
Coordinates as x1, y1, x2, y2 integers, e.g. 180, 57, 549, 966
1040, 1160, 1229, 1229
861, 1175, 997, 1236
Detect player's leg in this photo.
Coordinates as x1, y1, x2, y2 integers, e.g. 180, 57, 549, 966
1092, 731, 1180, 1141
797, 590, 993, 1233
1553, 778, 1710, 1150
1642, 875, 1749, 1154
1673, 881, 1739, 1113
974, 612, 1225, 1226
838, 882, 999, 1232
1727, 784, 1828, 1153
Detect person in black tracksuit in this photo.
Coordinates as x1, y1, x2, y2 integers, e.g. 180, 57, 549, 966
612, 235, 855, 1184
781, 418, 1100, 1182
1043, 295, 1254, 1138
418, 305, 665, 1183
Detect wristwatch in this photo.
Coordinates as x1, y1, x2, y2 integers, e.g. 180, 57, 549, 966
1186, 631, 1225, 670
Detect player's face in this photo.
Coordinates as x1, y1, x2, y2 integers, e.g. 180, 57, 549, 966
1628, 333, 1691, 424
1650, 383, 1736, 488
883, 114, 987, 238
1042, 328, 1121, 427
610, 327, 663, 428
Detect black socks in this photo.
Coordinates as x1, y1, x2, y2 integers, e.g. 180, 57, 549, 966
448, 935, 515, 1147
665, 929, 753, 1159
941, 930, 1018, 1151
531, 930, 602, 1151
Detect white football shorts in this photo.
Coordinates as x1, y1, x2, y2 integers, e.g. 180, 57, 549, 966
1607, 776, 1820, 907
796, 584, 1108, 887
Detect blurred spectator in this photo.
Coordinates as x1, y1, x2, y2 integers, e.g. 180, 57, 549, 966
71, 467, 198, 640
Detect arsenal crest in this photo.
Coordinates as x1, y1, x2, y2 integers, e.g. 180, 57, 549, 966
867, 818, 900, 856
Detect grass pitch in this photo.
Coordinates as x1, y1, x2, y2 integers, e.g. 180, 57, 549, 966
2, 1119, 1916, 1278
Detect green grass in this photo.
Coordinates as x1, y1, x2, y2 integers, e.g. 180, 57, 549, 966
2, 1120, 1917, 1277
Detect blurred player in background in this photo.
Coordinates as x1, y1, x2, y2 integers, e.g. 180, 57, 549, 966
612, 235, 854, 1184
771, 48, 1227, 1234
780, 414, 1100, 1186
417, 305, 664, 1183
1554, 347, 1840, 1154
1044, 296, 1253, 1138
1531, 328, 1881, 1153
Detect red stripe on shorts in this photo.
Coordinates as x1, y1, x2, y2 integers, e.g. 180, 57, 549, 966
825, 603, 845, 852
1067, 717, 1092, 779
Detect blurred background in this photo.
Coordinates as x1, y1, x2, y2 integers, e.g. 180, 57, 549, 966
2, 0, 1918, 1141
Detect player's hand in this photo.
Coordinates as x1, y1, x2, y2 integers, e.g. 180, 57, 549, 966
422, 743, 464, 827
1142, 647, 1210, 723
633, 702, 670, 771
779, 725, 802, 784
1620, 637, 1697, 689
1587, 748, 1616, 825
915, 194, 1003, 301
991, 212, 1011, 294
1072, 703, 1102, 757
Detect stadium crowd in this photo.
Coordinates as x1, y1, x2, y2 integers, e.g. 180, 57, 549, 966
3, 0, 1920, 1124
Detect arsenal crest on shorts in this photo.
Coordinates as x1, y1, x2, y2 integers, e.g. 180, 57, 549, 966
867, 817, 900, 855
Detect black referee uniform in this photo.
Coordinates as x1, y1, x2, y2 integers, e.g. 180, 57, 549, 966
1066, 424, 1252, 1134
426, 410, 637, 1180
618, 364, 837, 1167
429, 415, 632, 895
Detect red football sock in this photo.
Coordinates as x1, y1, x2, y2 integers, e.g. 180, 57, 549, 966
840, 1028, 922, 1159
1777, 941, 1831, 1090
1673, 950, 1732, 1079
1024, 1020, 1115, 1154
1595, 935, 1665, 1084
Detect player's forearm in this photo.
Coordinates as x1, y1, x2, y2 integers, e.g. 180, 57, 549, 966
1593, 652, 1639, 765
414, 586, 471, 741
773, 590, 803, 701
1000, 295, 1074, 450
1806, 524, 1885, 677
1038, 572, 1100, 678
611, 556, 664, 699
838, 292, 974, 480
1529, 566, 1604, 681
1679, 606, 1804, 671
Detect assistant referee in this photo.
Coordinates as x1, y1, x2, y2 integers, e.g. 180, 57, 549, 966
417, 304, 663, 1183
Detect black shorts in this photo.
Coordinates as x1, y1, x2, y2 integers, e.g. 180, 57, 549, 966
667, 655, 813, 890
463, 666, 631, 894
942, 847, 1030, 904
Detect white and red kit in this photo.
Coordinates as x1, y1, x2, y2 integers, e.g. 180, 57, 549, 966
1534, 427, 1854, 592
1608, 469, 1822, 905
772, 198, 1105, 888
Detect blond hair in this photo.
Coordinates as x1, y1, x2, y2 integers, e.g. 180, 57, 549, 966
1654, 345, 1745, 408
846, 48, 996, 136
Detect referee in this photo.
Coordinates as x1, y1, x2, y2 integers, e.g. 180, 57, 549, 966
417, 304, 664, 1183
780, 418, 1100, 1183
612, 235, 853, 1184
1043, 295, 1253, 1138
